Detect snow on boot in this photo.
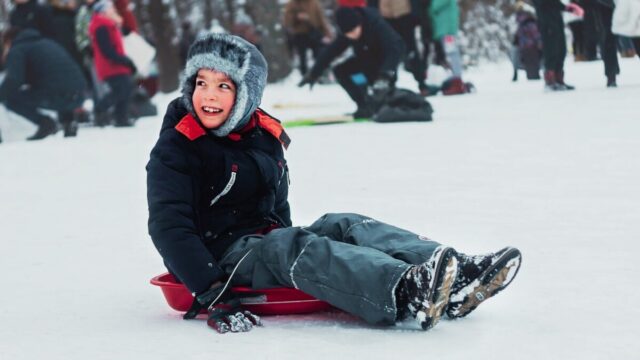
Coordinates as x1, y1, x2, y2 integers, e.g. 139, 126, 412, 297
396, 246, 458, 330
446, 247, 522, 319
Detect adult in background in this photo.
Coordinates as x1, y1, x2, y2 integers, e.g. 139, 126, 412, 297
49, 0, 82, 64
89, 0, 136, 127
591, 0, 619, 87
9, 0, 57, 39
113, 0, 138, 35
428, 0, 473, 95
370, 0, 429, 95
612, 0, 640, 60
532, 0, 584, 91
299, 6, 405, 119
0, 27, 86, 140
283, 0, 333, 76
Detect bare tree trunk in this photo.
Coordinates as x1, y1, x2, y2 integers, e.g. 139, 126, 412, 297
147, 0, 180, 92
245, 0, 292, 82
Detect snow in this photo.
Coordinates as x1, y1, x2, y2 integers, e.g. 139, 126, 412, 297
1, 59, 640, 359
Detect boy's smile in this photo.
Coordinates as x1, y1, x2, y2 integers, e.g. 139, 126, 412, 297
192, 69, 236, 130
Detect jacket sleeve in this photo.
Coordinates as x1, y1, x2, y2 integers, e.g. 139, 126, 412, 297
309, 36, 350, 79
0, 49, 26, 103
146, 129, 226, 295
95, 26, 131, 66
274, 164, 292, 227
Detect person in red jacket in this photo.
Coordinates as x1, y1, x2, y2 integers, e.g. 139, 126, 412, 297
113, 0, 138, 34
89, 0, 135, 126
336, 0, 367, 6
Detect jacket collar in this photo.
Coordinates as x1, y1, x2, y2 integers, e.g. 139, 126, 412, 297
175, 108, 291, 149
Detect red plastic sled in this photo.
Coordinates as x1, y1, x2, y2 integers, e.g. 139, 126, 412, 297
150, 273, 332, 316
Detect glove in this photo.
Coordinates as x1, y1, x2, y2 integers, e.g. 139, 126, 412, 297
566, 2, 584, 17
195, 282, 262, 334
298, 74, 317, 90
124, 57, 137, 75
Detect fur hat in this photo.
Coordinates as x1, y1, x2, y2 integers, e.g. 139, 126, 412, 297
181, 33, 268, 137
336, 7, 363, 34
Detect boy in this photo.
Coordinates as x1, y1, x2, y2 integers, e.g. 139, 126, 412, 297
147, 33, 522, 333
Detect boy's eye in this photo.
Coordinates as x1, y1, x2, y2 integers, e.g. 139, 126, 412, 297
220, 83, 233, 90
196, 80, 206, 86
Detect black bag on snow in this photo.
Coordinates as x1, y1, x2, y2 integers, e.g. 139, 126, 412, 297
372, 88, 433, 123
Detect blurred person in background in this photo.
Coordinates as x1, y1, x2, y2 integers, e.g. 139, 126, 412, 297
0, 27, 86, 140
49, 0, 82, 64
370, 0, 430, 95
89, 0, 136, 127
298, 6, 405, 119
283, 0, 333, 76
612, 0, 640, 60
113, 0, 138, 34
532, 0, 584, 91
591, 0, 619, 87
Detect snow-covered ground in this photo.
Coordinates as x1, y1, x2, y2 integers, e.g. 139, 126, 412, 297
1, 59, 639, 359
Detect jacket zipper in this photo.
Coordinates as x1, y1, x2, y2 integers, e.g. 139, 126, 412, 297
210, 164, 238, 206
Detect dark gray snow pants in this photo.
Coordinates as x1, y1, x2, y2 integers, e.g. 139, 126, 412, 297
218, 213, 442, 325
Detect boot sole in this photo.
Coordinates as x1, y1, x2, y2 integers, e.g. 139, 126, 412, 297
417, 247, 458, 330
447, 247, 522, 319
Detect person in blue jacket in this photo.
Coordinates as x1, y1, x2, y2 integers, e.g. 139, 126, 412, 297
146, 33, 522, 334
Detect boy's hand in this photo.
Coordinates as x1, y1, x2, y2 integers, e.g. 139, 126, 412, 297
196, 282, 262, 334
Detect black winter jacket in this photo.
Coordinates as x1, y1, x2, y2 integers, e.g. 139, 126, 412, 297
309, 7, 405, 79
147, 99, 291, 295
0, 29, 86, 103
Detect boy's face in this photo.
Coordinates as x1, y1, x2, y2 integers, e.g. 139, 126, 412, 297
192, 69, 236, 130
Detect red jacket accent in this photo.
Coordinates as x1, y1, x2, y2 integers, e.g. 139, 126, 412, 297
114, 0, 139, 33
175, 114, 206, 141
231, 109, 291, 149
175, 109, 290, 149
337, 0, 366, 7
88, 14, 131, 80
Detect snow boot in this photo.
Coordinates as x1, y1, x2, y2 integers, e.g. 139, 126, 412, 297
352, 101, 374, 119
27, 116, 58, 141
114, 116, 134, 127
395, 246, 458, 330
606, 75, 617, 88
441, 77, 467, 96
556, 70, 575, 90
543, 70, 561, 91
94, 111, 111, 127
60, 109, 81, 137
446, 247, 522, 319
